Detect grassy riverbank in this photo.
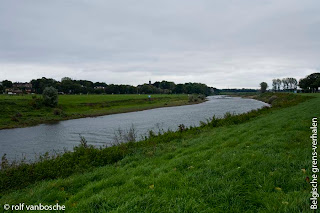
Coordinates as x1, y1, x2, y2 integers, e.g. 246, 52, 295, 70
0, 94, 199, 129
0, 93, 318, 212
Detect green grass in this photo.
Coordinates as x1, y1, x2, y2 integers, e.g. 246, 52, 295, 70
0, 93, 318, 212
0, 94, 191, 129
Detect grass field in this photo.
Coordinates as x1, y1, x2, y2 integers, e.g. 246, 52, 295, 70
0, 94, 192, 129
0, 93, 318, 212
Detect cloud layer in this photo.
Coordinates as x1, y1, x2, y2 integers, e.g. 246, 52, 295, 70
0, 0, 319, 88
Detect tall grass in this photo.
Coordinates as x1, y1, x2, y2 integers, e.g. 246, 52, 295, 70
112, 125, 138, 145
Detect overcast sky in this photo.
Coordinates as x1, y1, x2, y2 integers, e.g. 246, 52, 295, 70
0, 0, 319, 88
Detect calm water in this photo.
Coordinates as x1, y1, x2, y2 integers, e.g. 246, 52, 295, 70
0, 96, 269, 161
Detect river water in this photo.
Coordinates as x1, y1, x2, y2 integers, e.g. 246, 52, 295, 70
0, 96, 269, 161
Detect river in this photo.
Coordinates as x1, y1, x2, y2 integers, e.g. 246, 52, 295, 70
0, 96, 269, 161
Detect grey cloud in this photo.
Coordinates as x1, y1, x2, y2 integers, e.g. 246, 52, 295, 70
0, 0, 319, 88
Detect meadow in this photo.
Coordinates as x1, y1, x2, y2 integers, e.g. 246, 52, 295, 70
0, 94, 192, 129
0, 93, 317, 212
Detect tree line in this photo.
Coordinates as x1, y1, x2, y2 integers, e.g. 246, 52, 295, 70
0, 77, 215, 96
271, 78, 298, 92
262, 72, 320, 93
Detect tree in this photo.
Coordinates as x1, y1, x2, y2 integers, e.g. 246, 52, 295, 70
2, 80, 13, 88
288, 77, 297, 90
173, 84, 186, 94
272, 79, 282, 91
61, 77, 72, 82
292, 78, 298, 90
140, 84, 156, 94
260, 82, 268, 93
152, 81, 161, 88
60, 78, 74, 94
43, 86, 58, 107
276, 79, 282, 91
282, 78, 289, 91
159, 81, 176, 91
298, 73, 320, 92
298, 78, 309, 92
272, 79, 277, 91
278, 77, 298, 91
31, 77, 57, 94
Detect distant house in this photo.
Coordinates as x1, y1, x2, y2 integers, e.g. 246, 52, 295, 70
5, 88, 23, 95
12, 82, 33, 94
13, 82, 32, 88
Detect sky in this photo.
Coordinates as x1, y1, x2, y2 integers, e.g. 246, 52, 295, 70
0, 0, 319, 88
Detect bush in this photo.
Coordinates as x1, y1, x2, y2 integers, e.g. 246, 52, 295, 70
268, 95, 277, 104
10, 116, 19, 122
29, 96, 43, 109
53, 108, 65, 116
43, 86, 58, 107
10, 112, 22, 122
188, 94, 205, 102
15, 112, 22, 118
112, 125, 137, 145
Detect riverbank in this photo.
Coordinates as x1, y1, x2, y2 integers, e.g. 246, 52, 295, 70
230, 92, 309, 106
0, 93, 316, 212
0, 95, 264, 162
0, 94, 205, 130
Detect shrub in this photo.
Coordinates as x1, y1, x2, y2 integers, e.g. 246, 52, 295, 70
53, 108, 65, 116
178, 124, 186, 132
113, 125, 137, 145
10, 116, 19, 122
188, 94, 205, 102
268, 95, 278, 104
43, 86, 58, 107
0, 154, 9, 170
29, 96, 43, 109
15, 112, 22, 118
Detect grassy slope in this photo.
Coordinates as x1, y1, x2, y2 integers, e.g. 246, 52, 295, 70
0, 94, 318, 212
0, 94, 190, 129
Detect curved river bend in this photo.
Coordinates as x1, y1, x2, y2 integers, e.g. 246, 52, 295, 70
0, 96, 269, 161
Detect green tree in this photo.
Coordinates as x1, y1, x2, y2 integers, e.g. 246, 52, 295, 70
2, 80, 13, 88
299, 73, 320, 92
282, 78, 289, 90
43, 86, 58, 107
61, 77, 72, 82
31, 77, 57, 94
276, 79, 282, 91
173, 84, 186, 93
287, 77, 297, 90
60, 78, 74, 94
272, 79, 277, 91
260, 82, 268, 93
292, 78, 298, 90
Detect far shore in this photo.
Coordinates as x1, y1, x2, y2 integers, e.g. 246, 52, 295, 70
0, 94, 206, 130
